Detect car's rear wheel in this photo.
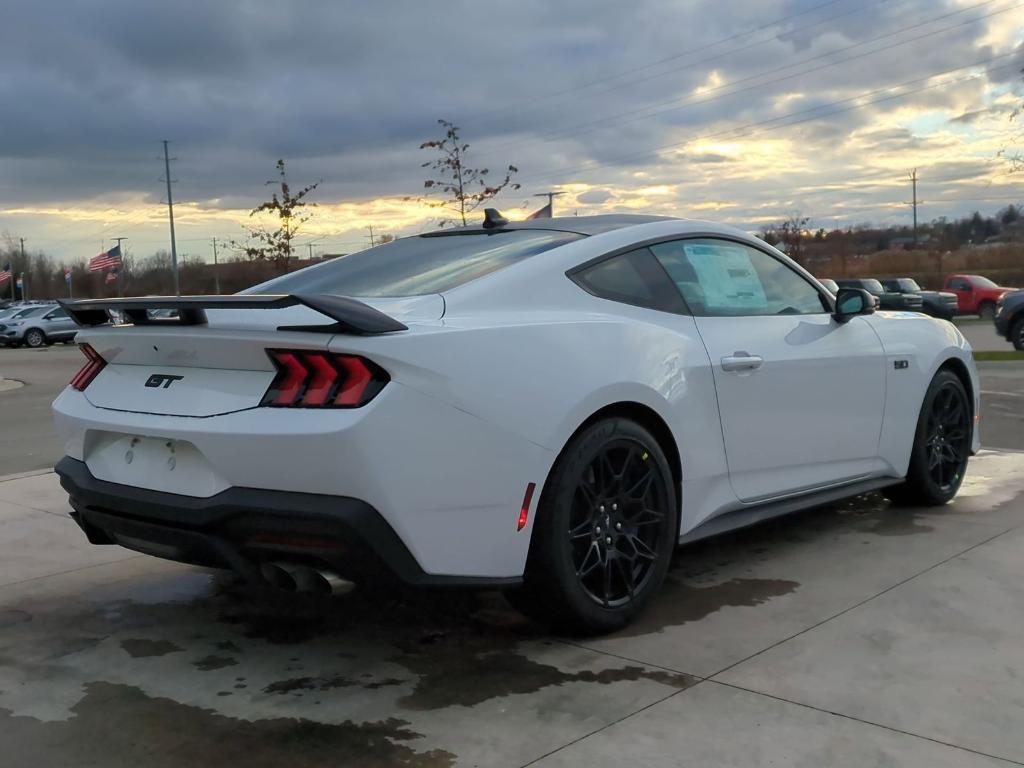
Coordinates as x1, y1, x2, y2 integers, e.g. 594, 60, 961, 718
508, 417, 677, 634
1012, 317, 1024, 351
884, 369, 971, 507
24, 329, 45, 348
978, 301, 996, 321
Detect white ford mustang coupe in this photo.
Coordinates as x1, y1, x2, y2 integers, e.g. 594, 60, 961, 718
53, 213, 980, 633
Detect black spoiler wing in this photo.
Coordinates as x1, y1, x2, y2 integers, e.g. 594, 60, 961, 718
57, 294, 408, 335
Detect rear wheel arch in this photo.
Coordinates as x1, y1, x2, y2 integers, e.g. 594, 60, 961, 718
565, 402, 682, 507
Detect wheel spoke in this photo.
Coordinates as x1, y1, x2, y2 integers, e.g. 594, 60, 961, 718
630, 535, 657, 561
602, 556, 613, 607
569, 519, 593, 540
577, 543, 601, 578
614, 556, 635, 600
618, 468, 651, 505
633, 508, 666, 527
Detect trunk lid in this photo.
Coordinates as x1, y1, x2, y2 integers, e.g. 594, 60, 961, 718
67, 293, 441, 418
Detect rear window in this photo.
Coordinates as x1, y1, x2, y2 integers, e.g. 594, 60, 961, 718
245, 229, 583, 297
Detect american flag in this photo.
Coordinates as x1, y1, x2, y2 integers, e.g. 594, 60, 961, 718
105, 267, 121, 284
0, 263, 10, 285
89, 245, 122, 272
64, 267, 72, 284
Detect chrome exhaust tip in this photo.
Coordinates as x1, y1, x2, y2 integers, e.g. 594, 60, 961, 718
260, 562, 354, 595
259, 561, 301, 592
300, 567, 356, 595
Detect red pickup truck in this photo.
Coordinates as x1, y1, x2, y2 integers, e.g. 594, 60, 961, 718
942, 274, 1019, 320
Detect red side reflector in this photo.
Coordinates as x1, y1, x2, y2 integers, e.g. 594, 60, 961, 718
69, 344, 107, 391
517, 482, 536, 531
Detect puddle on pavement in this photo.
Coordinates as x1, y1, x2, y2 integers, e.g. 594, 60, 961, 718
0, 682, 455, 768
614, 576, 800, 639
120, 639, 184, 658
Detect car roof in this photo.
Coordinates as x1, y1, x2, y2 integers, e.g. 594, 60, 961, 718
446, 213, 678, 236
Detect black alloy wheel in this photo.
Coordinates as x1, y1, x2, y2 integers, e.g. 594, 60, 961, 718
508, 417, 677, 634
923, 380, 971, 493
884, 369, 971, 506
568, 440, 670, 608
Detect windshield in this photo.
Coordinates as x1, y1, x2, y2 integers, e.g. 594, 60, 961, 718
245, 229, 584, 297
898, 278, 922, 292
861, 279, 884, 294
5, 307, 47, 320
967, 275, 998, 289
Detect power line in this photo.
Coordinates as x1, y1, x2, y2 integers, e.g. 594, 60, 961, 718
486, 0, 1015, 156
469, 0, 864, 126
513, 54, 1019, 186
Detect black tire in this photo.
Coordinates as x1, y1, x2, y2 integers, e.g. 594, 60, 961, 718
978, 301, 996, 321
508, 417, 677, 635
1012, 317, 1024, 352
24, 329, 45, 348
883, 369, 971, 507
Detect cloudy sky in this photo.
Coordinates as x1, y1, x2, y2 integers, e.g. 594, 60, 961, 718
0, 0, 1021, 264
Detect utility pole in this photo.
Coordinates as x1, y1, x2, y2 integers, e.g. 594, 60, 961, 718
307, 243, 314, 261
211, 237, 221, 295
366, 225, 376, 248
533, 191, 565, 217
113, 237, 126, 297
162, 140, 180, 295
18, 238, 25, 301
910, 169, 919, 248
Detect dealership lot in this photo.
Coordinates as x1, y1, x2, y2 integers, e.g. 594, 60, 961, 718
1, 451, 1023, 766
0, 339, 1023, 765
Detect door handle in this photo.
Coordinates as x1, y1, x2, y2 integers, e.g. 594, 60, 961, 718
721, 352, 764, 372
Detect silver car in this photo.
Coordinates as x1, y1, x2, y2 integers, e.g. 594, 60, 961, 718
0, 305, 78, 347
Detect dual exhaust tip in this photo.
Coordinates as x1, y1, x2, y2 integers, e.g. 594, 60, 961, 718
259, 561, 355, 595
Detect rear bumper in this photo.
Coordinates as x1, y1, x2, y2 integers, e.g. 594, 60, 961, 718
56, 456, 520, 588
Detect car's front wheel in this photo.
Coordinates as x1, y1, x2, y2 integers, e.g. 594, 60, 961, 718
978, 301, 996, 321
24, 329, 46, 348
1012, 317, 1024, 351
884, 369, 971, 507
509, 417, 677, 634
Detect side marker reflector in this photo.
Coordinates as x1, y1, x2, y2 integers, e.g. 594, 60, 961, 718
517, 482, 536, 532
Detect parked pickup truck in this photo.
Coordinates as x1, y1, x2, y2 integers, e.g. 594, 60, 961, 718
995, 290, 1024, 350
835, 278, 924, 311
879, 278, 958, 320
942, 274, 1019, 320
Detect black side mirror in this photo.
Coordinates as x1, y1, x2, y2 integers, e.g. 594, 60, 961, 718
834, 287, 875, 324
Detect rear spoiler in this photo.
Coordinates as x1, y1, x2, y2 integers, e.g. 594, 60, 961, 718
57, 294, 408, 335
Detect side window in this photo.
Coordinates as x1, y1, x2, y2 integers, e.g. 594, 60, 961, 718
950, 278, 969, 291
650, 238, 828, 317
572, 248, 686, 313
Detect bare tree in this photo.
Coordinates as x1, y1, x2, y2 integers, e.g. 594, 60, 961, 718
413, 119, 520, 226
777, 212, 810, 265
234, 159, 319, 272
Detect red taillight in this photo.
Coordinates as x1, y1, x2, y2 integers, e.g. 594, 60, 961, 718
260, 350, 388, 408
69, 344, 107, 391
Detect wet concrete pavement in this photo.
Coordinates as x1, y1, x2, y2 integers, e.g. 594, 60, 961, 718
1, 452, 1023, 766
